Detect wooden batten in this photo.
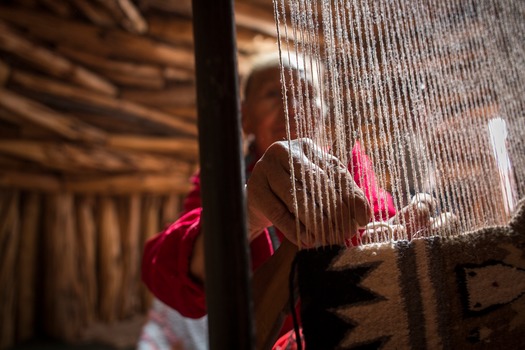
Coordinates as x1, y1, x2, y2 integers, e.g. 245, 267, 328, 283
9, 70, 198, 137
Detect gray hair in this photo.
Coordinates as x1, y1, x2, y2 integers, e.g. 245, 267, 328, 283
242, 50, 322, 99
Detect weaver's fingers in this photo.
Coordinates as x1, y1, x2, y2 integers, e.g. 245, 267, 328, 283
405, 202, 432, 236
258, 139, 370, 244
362, 222, 406, 243
248, 175, 307, 243
298, 170, 364, 237
291, 139, 371, 228
390, 193, 433, 232
330, 170, 371, 227
411, 193, 437, 212
264, 166, 351, 246
264, 166, 329, 227
431, 212, 459, 234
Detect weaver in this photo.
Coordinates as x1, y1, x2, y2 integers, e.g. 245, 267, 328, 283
254, 0, 525, 348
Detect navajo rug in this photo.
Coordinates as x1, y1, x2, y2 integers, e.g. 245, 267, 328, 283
297, 199, 525, 349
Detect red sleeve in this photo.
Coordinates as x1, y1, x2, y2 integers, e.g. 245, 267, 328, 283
142, 171, 275, 319
350, 141, 396, 221
181, 172, 201, 214
141, 208, 207, 318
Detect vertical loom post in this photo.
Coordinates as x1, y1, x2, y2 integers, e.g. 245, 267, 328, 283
191, 0, 255, 349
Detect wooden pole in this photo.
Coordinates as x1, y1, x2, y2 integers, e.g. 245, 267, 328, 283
16, 192, 41, 342
0, 190, 20, 349
76, 196, 98, 326
44, 193, 83, 341
140, 195, 161, 311
192, 0, 254, 348
118, 194, 142, 317
98, 196, 122, 322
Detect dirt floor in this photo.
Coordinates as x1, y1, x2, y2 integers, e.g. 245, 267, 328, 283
9, 316, 145, 350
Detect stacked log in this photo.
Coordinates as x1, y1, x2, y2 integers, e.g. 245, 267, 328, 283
0, 191, 20, 349
0, 0, 279, 348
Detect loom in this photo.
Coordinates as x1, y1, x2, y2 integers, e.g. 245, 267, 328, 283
191, 0, 524, 349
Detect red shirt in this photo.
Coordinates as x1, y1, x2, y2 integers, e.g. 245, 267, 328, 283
141, 141, 396, 337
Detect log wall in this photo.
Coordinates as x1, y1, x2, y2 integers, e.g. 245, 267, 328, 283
0, 0, 278, 348
0, 189, 187, 348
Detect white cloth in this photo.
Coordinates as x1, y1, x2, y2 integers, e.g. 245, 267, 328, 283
137, 298, 208, 350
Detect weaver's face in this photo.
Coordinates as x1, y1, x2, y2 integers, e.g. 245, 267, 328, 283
242, 67, 322, 156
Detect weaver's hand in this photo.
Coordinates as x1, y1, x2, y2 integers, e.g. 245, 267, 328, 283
246, 138, 372, 247
362, 193, 459, 241
389, 193, 435, 237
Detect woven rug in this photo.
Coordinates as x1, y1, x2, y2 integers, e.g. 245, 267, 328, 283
297, 198, 525, 349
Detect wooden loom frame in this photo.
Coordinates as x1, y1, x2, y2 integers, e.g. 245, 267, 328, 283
191, 0, 255, 348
